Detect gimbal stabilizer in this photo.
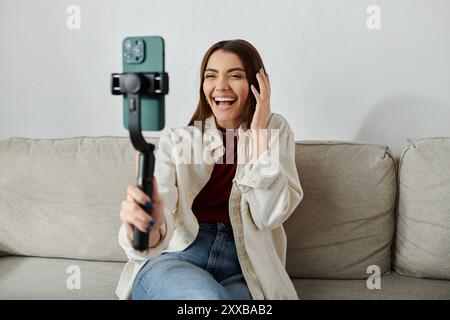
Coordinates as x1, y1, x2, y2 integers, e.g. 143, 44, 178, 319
111, 72, 169, 251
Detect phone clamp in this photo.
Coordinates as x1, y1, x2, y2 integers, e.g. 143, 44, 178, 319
110, 71, 169, 251
111, 72, 169, 97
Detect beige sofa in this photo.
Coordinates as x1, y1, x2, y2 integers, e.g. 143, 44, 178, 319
0, 136, 449, 299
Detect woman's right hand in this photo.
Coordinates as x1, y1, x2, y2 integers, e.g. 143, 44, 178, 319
119, 151, 165, 248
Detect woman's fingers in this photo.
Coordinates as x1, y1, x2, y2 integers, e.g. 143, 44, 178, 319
127, 192, 133, 202
260, 68, 270, 85
121, 199, 143, 217
121, 172, 166, 246
127, 184, 151, 206
258, 68, 270, 97
251, 84, 260, 101
122, 174, 166, 239
121, 198, 157, 236
125, 192, 148, 217
256, 72, 265, 97
123, 204, 153, 232
262, 70, 271, 96
132, 215, 153, 233
252, 68, 271, 114
252, 68, 271, 99
128, 181, 161, 212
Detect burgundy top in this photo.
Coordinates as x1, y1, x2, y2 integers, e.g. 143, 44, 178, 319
191, 126, 239, 223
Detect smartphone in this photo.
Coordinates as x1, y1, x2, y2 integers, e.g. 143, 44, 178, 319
122, 36, 165, 131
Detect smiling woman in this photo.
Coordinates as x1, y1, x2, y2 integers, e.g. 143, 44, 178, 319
188, 39, 266, 130
202, 51, 249, 129
117, 39, 303, 301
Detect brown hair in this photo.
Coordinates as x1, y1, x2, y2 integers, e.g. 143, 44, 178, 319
187, 39, 266, 131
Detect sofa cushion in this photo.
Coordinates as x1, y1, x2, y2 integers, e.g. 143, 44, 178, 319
0, 256, 124, 299
293, 271, 450, 300
0, 136, 157, 262
1, 256, 448, 300
285, 141, 397, 279
394, 137, 450, 280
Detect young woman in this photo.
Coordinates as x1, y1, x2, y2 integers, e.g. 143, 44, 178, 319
116, 39, 303, 300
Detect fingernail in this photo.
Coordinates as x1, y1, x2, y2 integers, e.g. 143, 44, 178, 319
147, 220, 155, 232
144, 200, 152, 210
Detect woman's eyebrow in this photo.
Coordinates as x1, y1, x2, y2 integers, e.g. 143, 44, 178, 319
205, 68, 245, 73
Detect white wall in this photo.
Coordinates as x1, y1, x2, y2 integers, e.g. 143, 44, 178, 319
1, 0, 449, 157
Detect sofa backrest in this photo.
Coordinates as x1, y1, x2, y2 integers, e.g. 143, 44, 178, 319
0, 136, 161, 262
393, 137, 450, 280
284, 141, 397, 279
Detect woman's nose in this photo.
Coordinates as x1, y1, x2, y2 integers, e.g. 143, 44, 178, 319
215, 76, 230, 90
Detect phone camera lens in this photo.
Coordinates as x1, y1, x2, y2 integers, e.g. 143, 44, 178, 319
124, 40, 132, 50
124, 53, 132, 61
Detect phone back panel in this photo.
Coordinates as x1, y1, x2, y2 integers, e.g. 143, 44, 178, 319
122, 36, 165, 131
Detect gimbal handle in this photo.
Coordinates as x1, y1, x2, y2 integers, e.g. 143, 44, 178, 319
111, 72, 168, 251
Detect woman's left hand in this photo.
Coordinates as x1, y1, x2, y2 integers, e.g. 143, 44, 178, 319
250, 68, 271, 130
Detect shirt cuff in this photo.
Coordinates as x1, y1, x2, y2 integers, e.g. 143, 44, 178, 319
236, 148, 281, 192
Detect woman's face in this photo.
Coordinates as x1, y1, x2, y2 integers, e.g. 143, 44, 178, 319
203, 49, 249, 129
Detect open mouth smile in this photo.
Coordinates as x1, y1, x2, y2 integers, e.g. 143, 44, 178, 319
213, 96, 237, 110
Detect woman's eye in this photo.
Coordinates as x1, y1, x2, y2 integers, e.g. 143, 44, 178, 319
204, 74, 242, 79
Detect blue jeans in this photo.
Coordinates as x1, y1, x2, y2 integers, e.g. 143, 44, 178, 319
132, 222, 253, 300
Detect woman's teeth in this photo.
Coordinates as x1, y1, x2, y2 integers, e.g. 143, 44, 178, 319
214, 97, 237, 107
